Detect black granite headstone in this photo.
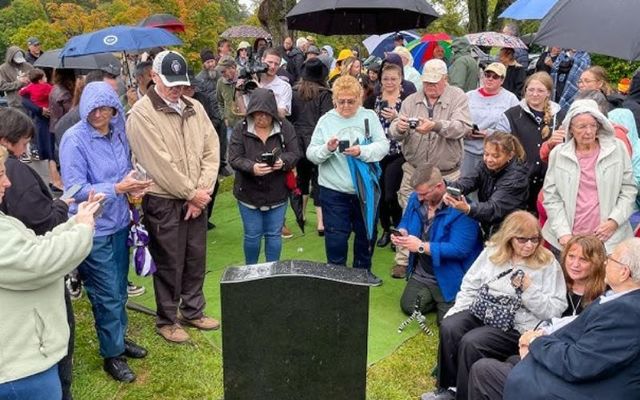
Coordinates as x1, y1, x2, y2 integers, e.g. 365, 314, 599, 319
220, 260, 374, 400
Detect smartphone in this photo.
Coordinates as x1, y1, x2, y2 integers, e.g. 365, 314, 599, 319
471, 124, 485, 138
390, 228, 405, 237
60, 184, 81, 201
338, 140, 350, 152
446, 186, 462, 199
134, 163, 147, 181
379, 100, 389, 111
260, 152, 275, 166
94, 197, 106, 218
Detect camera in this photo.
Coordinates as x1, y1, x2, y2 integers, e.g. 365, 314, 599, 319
408, 118, 419, 130
260, 152, 276, 166
237, 61, 269, 93
338, 140, 350, 153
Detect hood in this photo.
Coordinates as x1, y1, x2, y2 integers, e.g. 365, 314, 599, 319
608, 108, 638, 139
79, 82, 123, 122
561, 99, 614, 141
393, 46, 414, 66
627, 71, 640, 102
518, 98, 562, 118
5, 46, 24, 65
451, 37, 471, 56
336, 49, 353, 62
246, 87, 279, 120
322, 45, 334, 58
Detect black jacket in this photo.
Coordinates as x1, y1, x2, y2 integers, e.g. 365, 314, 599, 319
229, 88, 302, 207
0, 155, 68, 235
623, 72, 640, 133
289, 85, 332, 151
503, 64, 527, 99
285, 47, 305, 84
450, 159, 529, 238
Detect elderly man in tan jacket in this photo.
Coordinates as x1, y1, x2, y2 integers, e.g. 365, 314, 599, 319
127, 50, 220, 343
388, 59, 473, 279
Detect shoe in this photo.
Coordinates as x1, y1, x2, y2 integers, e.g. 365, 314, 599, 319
391, 264, 407, 279
178, 315, 220, 331
157, 324, 190, 343
281, 225, 293, 239
19, 153, 31, 163
65, 275, 82, 300
103, 357, 135, 383
317, 229, 325, 237
123, 339, 147, 359
376, 231, 391, 247
420, 388, 455, 400
207, 222, 216, 230
391, 243, 396, 252
31, 150, 40, 161
127, 282, 145, 297
367, 271, 383, 287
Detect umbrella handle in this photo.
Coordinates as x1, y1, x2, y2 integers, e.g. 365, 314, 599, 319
123, 51, 134, 88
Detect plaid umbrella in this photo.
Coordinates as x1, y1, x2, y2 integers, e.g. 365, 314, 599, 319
221, 25, 271, 39
406, 32, 452, 70
465, 32, 527, 49
127, 203, 157, 277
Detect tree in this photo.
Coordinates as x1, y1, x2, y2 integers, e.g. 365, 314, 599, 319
468, 0, 488, 32
257, 0, 296, 46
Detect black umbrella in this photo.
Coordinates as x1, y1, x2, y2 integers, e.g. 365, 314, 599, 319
285, 0, 440, 35
534, 0, 640, 60
138, 13, 185, 33
34, 49, 121, 75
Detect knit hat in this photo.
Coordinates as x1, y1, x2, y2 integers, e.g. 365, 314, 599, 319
200, 49, 215, 63
301, 58, 328, 84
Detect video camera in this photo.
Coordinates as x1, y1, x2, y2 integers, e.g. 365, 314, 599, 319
237, 60, 268, 93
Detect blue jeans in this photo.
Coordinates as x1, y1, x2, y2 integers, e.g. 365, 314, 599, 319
0, 364, 61, 400
238, 201, 288, 265
319, 186, 376, 270
78, 228, 129, 358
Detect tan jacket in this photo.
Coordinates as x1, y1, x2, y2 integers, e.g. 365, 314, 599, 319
390, 84, 472, 175
126, 87, 220, 200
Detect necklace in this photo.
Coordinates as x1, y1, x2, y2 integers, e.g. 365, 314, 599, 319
568, 292, 583, 316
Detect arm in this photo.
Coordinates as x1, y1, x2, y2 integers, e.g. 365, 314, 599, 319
542, 149, 573, 239
468, 171, 529, 225
279, 121, 302, 170
357, 113, 389, 162
495, 112, 512, 133
195, 104, 220, 191
431, 92, 473, 139
607, 145, 638, 226
430, 213, 481, 263
520, 259, 568, 320
306, 115, 335, 165
228, 122, 256, 174
0, 77, 24, 92
450, 168, 480, 195
445, 249, 491, 316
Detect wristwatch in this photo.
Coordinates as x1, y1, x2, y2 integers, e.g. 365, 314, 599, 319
417, 242, 426, 254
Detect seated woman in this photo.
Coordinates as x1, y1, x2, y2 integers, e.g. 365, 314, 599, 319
542, 99, 637, 254
421, 211, 567, 400
467, 234, 608, 400
445, 132, 530, 239
229, 88, 301, 264
0, 145, 99, 400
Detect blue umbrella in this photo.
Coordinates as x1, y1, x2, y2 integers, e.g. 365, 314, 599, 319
60, 25, 182, 57
499, 0, 558, 20
362, 30, 420, 58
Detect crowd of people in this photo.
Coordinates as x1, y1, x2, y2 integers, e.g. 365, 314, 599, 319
1, 24, 640, 399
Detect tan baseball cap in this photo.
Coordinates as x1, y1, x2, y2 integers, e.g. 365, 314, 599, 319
484, 62, 507, 78
421, 59, 448, 83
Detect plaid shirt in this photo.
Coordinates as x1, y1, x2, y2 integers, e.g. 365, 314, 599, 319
551, 51, 591, 111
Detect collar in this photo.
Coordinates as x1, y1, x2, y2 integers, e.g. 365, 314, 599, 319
147, 85, 196, 118
599, 287, 640, 304
246, 117, 282, 138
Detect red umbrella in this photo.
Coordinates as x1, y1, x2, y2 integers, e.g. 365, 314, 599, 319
138, 13, 185, 33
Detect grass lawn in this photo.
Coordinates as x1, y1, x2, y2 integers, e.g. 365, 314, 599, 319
71, 177, 439, 399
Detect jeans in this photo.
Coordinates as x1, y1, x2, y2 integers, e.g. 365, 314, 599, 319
238, 201, 288, 265
77, 227, 129, 358
319, 186, 376, 270
0, 364, 61, 400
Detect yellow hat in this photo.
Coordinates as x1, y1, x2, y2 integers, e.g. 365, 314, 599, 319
336, 49, 354, 62
237, 41, 251, 50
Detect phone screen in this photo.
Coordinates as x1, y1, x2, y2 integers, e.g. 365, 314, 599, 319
60, 184, 82, 201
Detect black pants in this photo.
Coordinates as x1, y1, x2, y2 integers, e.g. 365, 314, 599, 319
379, 153, 404, 231
437, 310, 519, 400
58, 287, 74, 400
400, 277, 452, 325
296, 156, 319, 204
467, 356, 520, 400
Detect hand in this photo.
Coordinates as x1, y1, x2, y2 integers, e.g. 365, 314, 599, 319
443, 193, 470, 214
42, 107, 51, 117
558, 234, 572, 247
190, 188, 211, 210
545, 56, 553, 67
470, 129, 487, 139
74, 191, 105, 227
389, 229, 408, 246
380, 107, 398, 121
235, 78, 246, 89
184, 202, 202, 220
393, 234, 424, 253
594, 219, 618, 242
18, 75, 29, 85
512, 272, 532, 291
272, 158, 284, 170
115, 171, 153, 195
415, 118, 436, 134
518, 329, 544, 358
327, 137, 339, 152
396, 114, 410, 133
548, 129, 565, 146
126, 87, 138, 107
343, 145, 361, 157
60, 197, 75, 206
253, 162, 273, 176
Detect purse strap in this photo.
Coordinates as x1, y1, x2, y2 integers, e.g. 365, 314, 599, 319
487, 268, 514, 284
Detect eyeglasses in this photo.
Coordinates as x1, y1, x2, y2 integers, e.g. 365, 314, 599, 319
525, 88, 548, 95
606, 255, 629, 268
91, 106, 114, 116
336, 99, 357, 106
571, 123, 598, 132
483, 72, 502, 80
578, 78, 598, 85
514, 236, 541, 245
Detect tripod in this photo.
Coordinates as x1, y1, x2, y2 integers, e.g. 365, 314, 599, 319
397, 295, 433, 335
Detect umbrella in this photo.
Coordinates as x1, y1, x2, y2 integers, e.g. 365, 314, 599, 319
362, 31, 420, 58
138, 13, 185, 33
534, 0, 640, 60
499, 0, 558, 20
284, 170, 305, 233
34, 49, 121, 74
220, 25, 271, 39
127, 203, 157, 277
60, 25, 182, 58
346, 119, 381, 242
285, 0, 440, 35
406, 32, 452, 71
465, 32, 527, 49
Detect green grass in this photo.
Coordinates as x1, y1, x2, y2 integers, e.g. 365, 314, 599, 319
71, 177, 439, 399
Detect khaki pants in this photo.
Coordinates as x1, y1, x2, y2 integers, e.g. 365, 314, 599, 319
394, 163, 460, 267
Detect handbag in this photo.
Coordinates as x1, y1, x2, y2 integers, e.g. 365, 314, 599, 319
469, 268, 525, 332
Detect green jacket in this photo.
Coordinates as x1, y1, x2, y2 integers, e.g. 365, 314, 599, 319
216, 77, 242, 128
0, 214, 93, 384
448, 38, 479, 93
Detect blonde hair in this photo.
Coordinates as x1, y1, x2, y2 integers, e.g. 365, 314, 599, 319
332, 75, 363, 104
484, 131, 526, 163
488, 210, 554, 268
0, 145, 8, 164
583, 66, 613, 96
525, 72, 554, 139
341, 56, 361, 77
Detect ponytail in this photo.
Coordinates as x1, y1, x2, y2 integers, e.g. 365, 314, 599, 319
484, 131, 527, 163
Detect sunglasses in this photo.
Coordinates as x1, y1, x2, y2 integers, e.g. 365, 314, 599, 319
514, 236, 541, 245
336, 99, 357, 106
484, 72, 502, 80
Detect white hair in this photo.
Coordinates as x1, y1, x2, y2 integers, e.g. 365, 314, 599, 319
617, 238, 640, 284
296, 37, 308, 48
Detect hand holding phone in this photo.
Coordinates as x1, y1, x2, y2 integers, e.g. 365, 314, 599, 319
390, 228, 406, 237
338, 140, 350, 153
60, 184, 82, 201
446, 186, 462, 200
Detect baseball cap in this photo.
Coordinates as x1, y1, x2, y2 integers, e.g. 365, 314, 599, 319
305, 45, 320, 56
27, 37, 40, 46
214, 55, 236, 72
152, 50, 190, 87
484, 62, 507, 78
421, 59, 448, 83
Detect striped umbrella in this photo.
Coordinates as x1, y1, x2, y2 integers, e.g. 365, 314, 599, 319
406, 32, 452, 71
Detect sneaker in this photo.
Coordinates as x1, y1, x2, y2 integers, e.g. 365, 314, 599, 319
281, 225, 293, 239
178, 315, 220, 331
391, 264, 407, 279
367, 271, 383, 287
157, 324, 190, 343
127, 282, 145, 297
65, 275, 82, 300
207, 222, 216, 230
19, 153, 31, 163
103, 356, 135, 383
420, 388, 456, 400
376, 231, 391, 247
31, 149, 40, 161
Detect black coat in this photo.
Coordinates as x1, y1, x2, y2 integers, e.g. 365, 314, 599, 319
0, 155, 68, 234
289, 85, 332, 151
229, 88, 302, 208
450, 159, 529, 238
503, 64, 527, 99
623, 72, 640, 133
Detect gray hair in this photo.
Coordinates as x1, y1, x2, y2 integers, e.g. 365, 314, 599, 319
296, 37, 308, 48
503, 23, 519, 36
410, 163, 442, 188
616, 238, 640, 284
574, 89, 610, 114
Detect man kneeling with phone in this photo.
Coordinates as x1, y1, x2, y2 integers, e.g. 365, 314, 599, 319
391, 164, 483, 324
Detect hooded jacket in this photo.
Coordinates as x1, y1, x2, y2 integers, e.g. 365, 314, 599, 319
228, 88, 301, 207
542, 100, 637, 252
448, 38, 478, 93
59, 82, 131, 237
0, 46, 33, 107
